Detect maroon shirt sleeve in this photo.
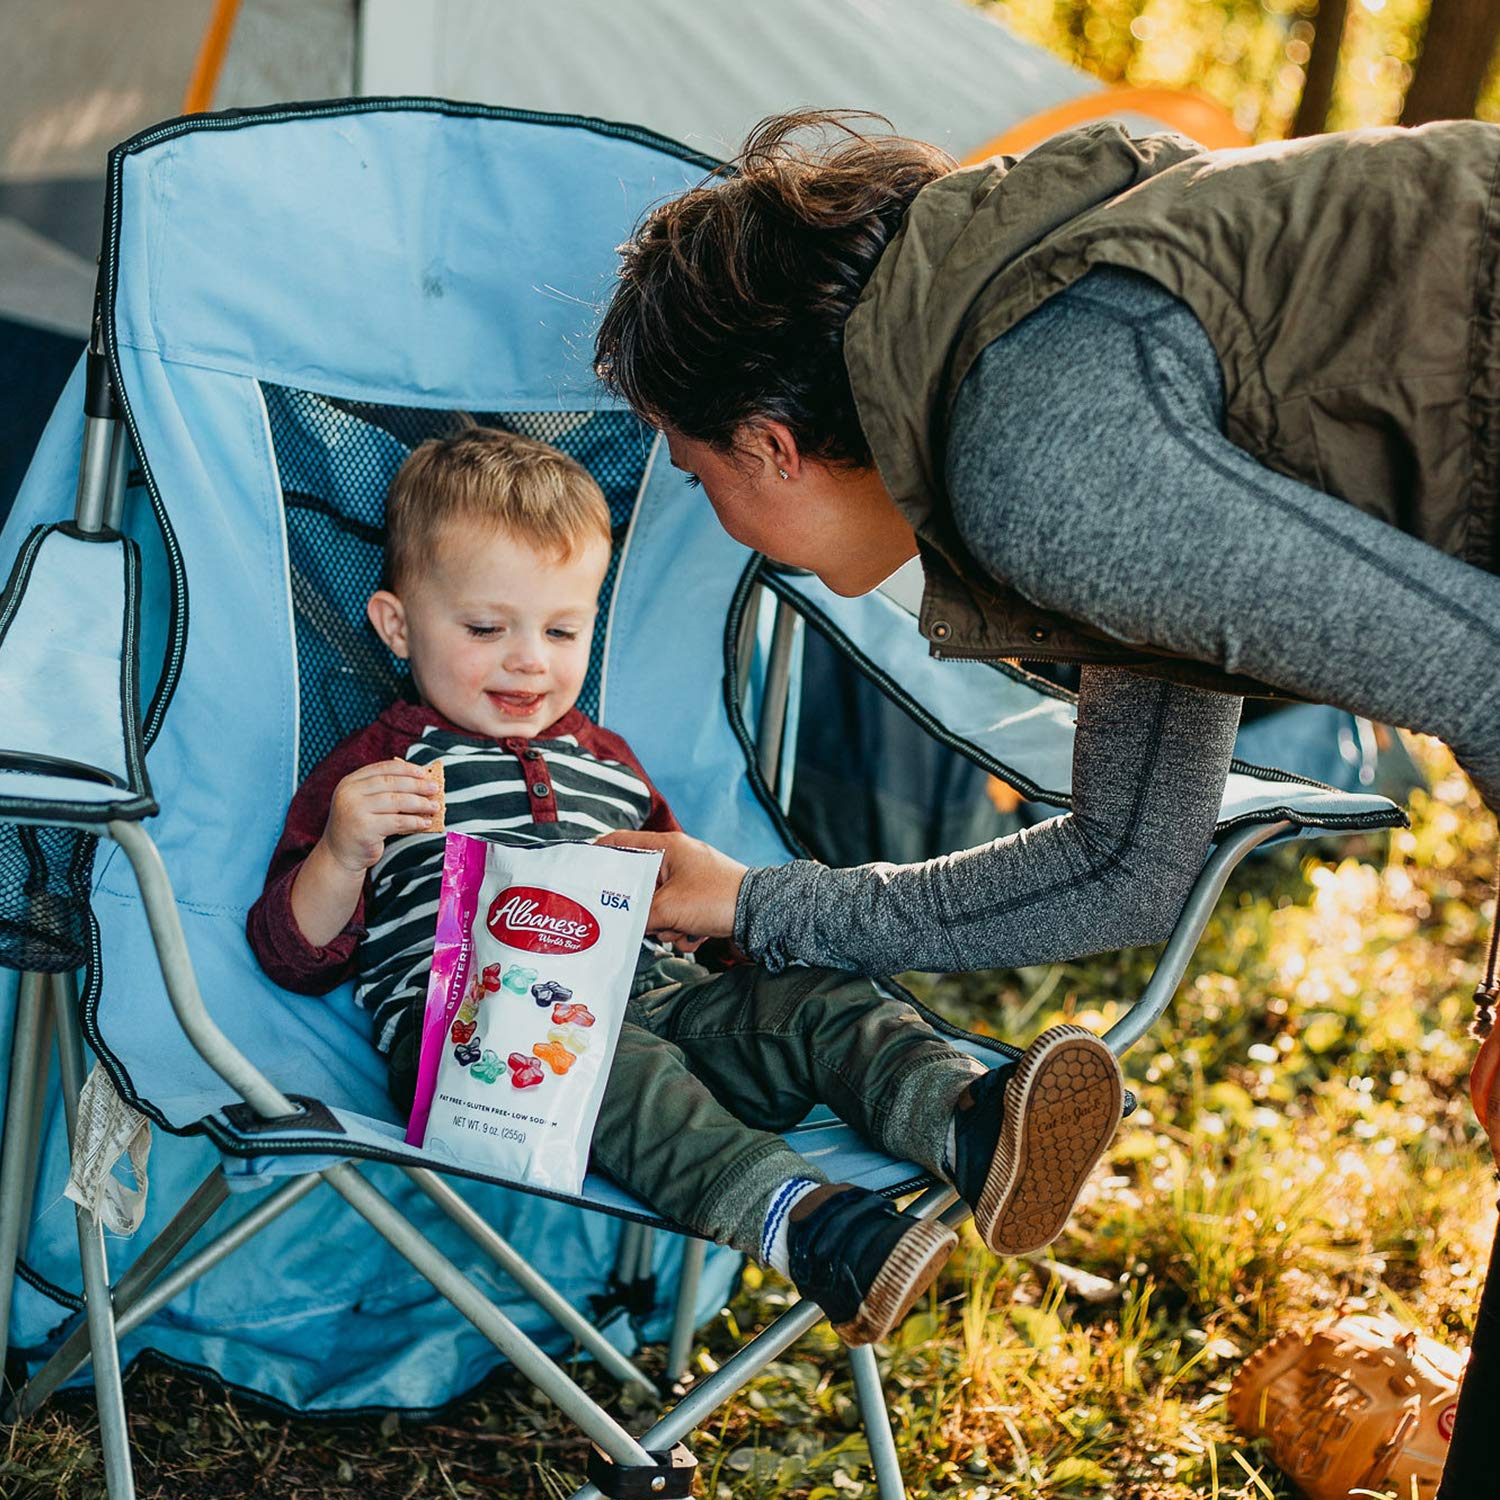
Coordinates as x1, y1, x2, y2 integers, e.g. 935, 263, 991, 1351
245, 718, 405, 994
581, 722, 683, 834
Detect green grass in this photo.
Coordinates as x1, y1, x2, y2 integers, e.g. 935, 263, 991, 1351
4, 739, 1495, 1499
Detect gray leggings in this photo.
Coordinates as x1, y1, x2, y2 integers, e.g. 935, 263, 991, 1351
733, 268, 1500, 980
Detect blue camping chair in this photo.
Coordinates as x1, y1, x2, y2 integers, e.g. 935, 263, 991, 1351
0, 101, 1405, 1500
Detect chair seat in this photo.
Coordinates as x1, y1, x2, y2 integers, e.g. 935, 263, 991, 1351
204, 1099, 968, 1222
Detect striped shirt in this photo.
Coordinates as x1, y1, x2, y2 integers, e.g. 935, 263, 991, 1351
246, 699, 679, 1054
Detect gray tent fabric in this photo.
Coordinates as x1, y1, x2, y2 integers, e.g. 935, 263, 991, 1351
214, 0, 355, 113
356, 0, 1100, 159
0, 219, 93, 338
0, 0, 350, 521
0, 0, 215, 259
0, 0, 1163, 522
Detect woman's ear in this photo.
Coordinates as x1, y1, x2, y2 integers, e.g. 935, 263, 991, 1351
366, 590, 410, 659
742, 420, 802, 481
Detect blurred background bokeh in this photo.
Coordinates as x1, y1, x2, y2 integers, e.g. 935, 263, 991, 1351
982, 0, 1500, 139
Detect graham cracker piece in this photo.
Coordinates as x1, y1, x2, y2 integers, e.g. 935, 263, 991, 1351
419, 759, 445, 832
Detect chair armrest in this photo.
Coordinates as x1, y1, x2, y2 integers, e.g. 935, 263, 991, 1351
0, 524, 154, 825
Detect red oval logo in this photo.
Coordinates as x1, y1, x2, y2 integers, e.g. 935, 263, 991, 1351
1438, 1403, 1458, 1442
487, 886, 599, 955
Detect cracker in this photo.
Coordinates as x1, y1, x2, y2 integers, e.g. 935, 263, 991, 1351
419, 760, 445, 832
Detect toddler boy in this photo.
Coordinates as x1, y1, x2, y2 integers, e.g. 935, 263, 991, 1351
247, 427, 1125, 1345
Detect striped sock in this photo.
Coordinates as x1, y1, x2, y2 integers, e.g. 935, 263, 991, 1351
761, 1178, 822, 1274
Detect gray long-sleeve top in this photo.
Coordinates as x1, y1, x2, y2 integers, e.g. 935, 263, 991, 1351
733, 664, 1240, 976
733, 265, 1500, 976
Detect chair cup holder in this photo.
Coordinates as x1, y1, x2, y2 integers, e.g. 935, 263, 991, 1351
0, 823, 95, 973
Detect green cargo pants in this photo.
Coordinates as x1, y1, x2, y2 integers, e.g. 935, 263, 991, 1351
589, 953, 986, 1257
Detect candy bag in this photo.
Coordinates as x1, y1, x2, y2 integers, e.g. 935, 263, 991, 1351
405, 832, 661, 1192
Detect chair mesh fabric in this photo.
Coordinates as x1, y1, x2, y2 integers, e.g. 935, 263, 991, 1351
261, 384, 653, 780
0, 819, 96, 971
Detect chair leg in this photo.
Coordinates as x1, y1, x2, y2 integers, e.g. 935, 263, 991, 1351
566, 1182, 958, 1499
320, 1161, 657, 1469
628, 1227, 656, 1321
0, 972, 51, 1379
16, 996, 54, 1251
12, 1168, 262, 1420
54, 973, 136, 1500
404, 1168, 654, 1394
567, 1296, 827, 1500
665, 1237, 707, 1385
849, 1342, 906, 1500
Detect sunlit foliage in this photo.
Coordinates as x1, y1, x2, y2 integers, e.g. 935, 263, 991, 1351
979, 0, 1500, 138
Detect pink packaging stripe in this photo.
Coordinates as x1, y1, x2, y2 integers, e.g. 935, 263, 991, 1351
404, 831, 489, 1146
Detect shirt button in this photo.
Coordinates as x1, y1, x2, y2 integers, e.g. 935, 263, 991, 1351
531, 782, 550, 799
1029, 627, 1050, 642
522, 749, 540, 761
931, 620, 951, 640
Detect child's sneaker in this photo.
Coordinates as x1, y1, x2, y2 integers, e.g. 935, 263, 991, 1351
787, 1187, 957, 1346
951, 1025, 1123, 1256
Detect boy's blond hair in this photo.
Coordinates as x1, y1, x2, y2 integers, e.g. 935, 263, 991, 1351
384, 426, 611, 591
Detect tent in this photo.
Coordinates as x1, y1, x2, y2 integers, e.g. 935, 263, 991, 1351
0, 0, 1247, 522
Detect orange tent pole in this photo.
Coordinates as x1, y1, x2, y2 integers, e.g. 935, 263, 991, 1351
182, 0, 242, 115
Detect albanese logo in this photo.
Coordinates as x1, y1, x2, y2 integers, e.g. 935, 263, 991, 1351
487, 886, 600, 955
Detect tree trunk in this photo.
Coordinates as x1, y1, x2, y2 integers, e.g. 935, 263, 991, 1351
1400, 0, 1500, 126
1290, 0, 1351, 137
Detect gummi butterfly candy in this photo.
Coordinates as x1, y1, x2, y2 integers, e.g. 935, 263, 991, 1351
449, 1017, 477, 1046
531, 979, 572, 1009
481, 963, 505, 993
552, 1001, 595, 1029
501, 964, 537, 995
469, 1049, 504, 1084
548, 1024, 589, 1055
456, 996, 479, 1025
532, 1038, 576, 1076
507, 1052, 545, 1089
453, 1041, 482, 1067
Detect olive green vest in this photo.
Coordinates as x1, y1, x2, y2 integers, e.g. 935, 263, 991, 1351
844, 120, 1500, 693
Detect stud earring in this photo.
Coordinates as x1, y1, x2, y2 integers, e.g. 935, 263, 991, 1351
777, 468, 789, 480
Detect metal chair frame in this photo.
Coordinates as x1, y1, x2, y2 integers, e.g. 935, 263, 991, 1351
0, 353, 1292, 1499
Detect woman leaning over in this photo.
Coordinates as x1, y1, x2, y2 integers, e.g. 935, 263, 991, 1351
593, 111, 1500, 1495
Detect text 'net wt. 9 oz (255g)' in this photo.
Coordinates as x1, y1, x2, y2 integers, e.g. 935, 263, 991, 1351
405, 832, 662, 1193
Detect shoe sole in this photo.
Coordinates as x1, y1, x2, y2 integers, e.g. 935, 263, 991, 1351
830, 1216, 957, 1347
974, 1024, 1123, 1257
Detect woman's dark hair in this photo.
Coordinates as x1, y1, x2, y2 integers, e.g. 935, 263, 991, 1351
594, 110, 956, 467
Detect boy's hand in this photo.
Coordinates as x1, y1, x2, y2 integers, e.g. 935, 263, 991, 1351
594, 830, 748, 946
322, 759, 442, 873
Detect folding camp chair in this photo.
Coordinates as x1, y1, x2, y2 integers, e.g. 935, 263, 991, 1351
0, 100, 1405, 1500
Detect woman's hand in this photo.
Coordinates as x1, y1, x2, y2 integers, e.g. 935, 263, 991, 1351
1472, 1024, 1500, 1159
594, 830, 749, 948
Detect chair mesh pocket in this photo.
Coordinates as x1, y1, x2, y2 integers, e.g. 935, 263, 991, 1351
0, 820, 95, 972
